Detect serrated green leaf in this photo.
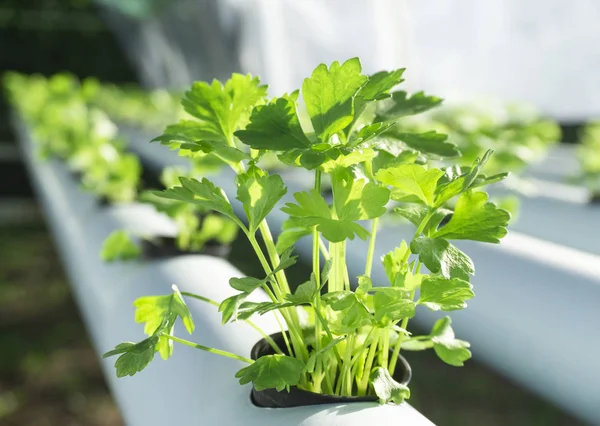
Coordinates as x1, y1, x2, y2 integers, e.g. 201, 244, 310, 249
154, 177, 240, 226
371, 367, 411, 404
281, 189, 370, 243
272, 246, 299, 274
133, 286, 195, 336
394, 205, 452, 237
381, 244, 424, 291
237, 173, 287, 232
229, 277, 264, 293
302, 58, 367, 142
418, 276, 474, 311
430, 317, 471, 366
376, 164, 444, 206
391, 131, 460, 158
103, 342, 136, 358
356, 275, 373, 296
372, 150, 420, 174
347, 122, 395, 147
319, 148, 376, 173
236, 301, 295, 320
100, 230, 141, 262
332, 174, 390, 221
235, 96, 312, 151
219, 292, 249, 324
236, 354, 304, 391
322, 291, 371, 329
275, 217, 311, 254
373, 288, 416, 325
153, 120, 248, 165
182, 74, 267, 142
377, 90, 443, 120
433, 191, 510, 243
104, 336, 158, 378
285, 274, 317, 305
434, 150, 493, 206
353, 69, 405, 121
381, 243, 409, 286
410, 237, 474, 280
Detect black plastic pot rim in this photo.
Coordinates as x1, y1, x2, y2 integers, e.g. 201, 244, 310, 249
249, 330, 412, 409
140, 235, 231, 260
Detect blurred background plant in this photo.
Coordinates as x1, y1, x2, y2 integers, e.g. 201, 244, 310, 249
574, 122, 600, 201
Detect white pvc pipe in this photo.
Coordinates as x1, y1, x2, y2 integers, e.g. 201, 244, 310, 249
16, 119, 433, 426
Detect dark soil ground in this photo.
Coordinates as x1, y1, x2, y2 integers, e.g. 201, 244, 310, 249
0, 223, 123, 426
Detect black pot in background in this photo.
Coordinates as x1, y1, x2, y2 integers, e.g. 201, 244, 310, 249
590, 192, 600, 204
140, 236, 231, 260
250, 331, 412, 408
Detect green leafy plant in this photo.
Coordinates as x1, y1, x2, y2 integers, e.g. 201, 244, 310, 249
140, 166, 238, 251
101, 230, 141, 262
575, 122, 600, 201
4, 72, 141, 204
101, 166, 240, 261
398, 100, 560, 176
104, 59, 510, 404
90, 81, 184, 133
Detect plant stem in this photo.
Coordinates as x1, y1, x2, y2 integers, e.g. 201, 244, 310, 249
180, 291, 283, 354
313, 308, 343, 366
340, 242, 350, 291
312, 169, 323, 392
388, 290, 415, 374
227, 150, 308, 363
163, 334, 253, 364
319, 237, 330, 260
321, 356, 334, 394
274, 314, 294, 357
246, 321, 284, 355
365, 217, 379, 277
357, 330, 380, 396
180, 292, 219, 307
381, 328, 389, 372
256, 222, 309, 362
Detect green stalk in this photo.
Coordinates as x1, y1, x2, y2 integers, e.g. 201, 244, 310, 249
365, 217, 379, 277
180, 292, 219, 307
312, 169, 323, 392
388, 290, 415, 374
343, 334, 355, 396
247, 232, 305, 360
321, 355, 334, 394
319, 237, 330, 260
357, 330, 380, 396
340, 242, 350, 291
381, 328, 389, 372
181, 292, 283, 355
257, 221, 309, 362
245, 321, 284, 355
228, 142, 307, 361
313, 308, 343, 366
163, 334, 253, 364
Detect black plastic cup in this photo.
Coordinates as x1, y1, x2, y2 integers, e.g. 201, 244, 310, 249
250, 331, 412, 408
